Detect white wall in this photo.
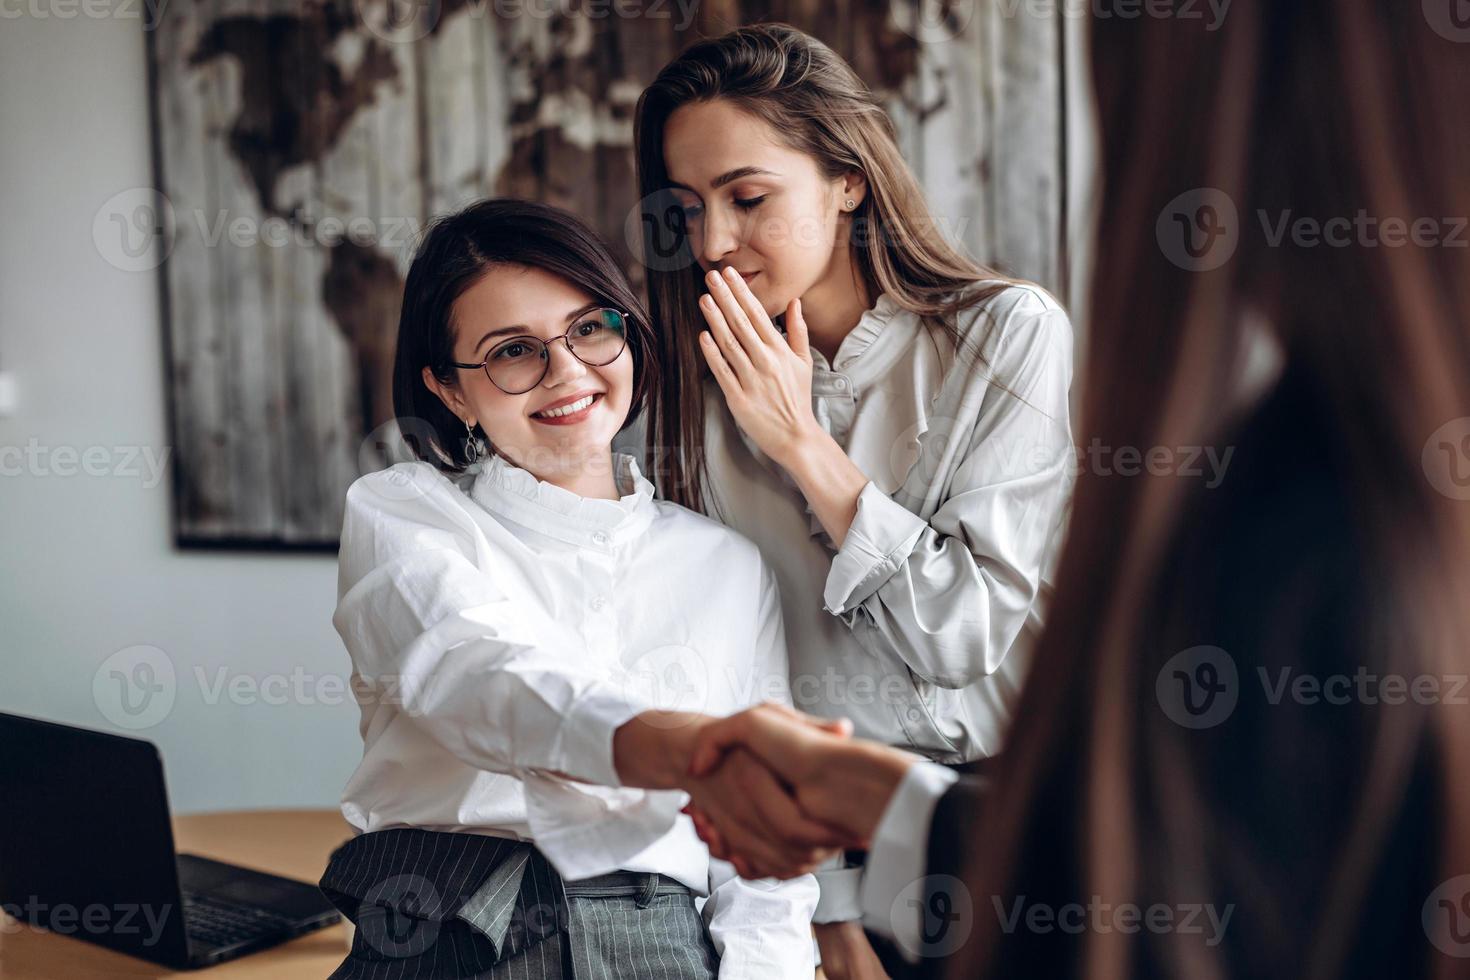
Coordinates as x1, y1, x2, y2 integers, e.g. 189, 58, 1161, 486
0, 12, 362, 815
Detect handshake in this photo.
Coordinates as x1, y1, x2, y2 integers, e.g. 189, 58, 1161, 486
614, 703, 921, 880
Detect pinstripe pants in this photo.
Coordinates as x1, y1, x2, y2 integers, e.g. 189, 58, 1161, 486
319, 827, 718, 979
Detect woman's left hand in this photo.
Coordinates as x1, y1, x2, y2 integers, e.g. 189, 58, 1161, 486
698, 266, 820, 469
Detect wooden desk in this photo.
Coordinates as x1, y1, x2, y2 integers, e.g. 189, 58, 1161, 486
0, 809, 353, 979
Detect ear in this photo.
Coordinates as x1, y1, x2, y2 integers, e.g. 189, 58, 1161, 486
839, 170, 868, 211
421, 365, 468, 424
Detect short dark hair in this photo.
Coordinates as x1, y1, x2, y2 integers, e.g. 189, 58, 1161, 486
390, 198, 657, 472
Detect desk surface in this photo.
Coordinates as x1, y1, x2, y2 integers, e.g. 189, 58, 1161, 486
0, 809, 353, 979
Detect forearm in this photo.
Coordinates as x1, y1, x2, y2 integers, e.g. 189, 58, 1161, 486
823, 480, 1051, 689
612, 710, 717, 790
775, 425, 869, 550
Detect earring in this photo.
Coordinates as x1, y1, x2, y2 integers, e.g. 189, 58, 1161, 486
845, 199, 856, 210
463, 418, 484, 465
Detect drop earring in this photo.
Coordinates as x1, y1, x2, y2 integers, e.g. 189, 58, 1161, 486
463, 418, 485, 465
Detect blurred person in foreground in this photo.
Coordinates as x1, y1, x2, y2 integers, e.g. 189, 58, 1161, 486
681, 2, 1470, 978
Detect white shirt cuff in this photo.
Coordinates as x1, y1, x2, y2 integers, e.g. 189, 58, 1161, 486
860, 761, 959, 961
524, 777, 689, 881
549, 686, 650, 788
524, 686, 688, 880
812, 865, 865, 923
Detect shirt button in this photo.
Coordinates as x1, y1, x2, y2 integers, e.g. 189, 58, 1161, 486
590, 595, 609, 612
592, 531, 610, 546
833, 378, 848, 391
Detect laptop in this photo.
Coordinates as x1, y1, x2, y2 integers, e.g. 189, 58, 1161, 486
0, 711, 343, 969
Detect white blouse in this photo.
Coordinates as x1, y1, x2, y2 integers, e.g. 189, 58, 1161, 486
331, 451, 818, 977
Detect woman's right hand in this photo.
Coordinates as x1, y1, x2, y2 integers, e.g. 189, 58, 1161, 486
682, 747, 846, 879
611, 708, 858, 878
686, 703, 920, 851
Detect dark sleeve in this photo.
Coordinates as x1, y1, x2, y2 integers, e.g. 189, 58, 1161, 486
925, 773, 988, 882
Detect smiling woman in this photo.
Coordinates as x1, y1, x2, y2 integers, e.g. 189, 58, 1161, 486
391, 199, 659, 493
320, 197, 828, 980
427, 265, 635, 497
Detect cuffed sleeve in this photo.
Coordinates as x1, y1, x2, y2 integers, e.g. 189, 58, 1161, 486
859, 762, 960, 958
811, 860, 865, 923
694, 557, 819, 975
702, 858, 819, 978
822, 481, 928, 616
333, 472, 683, 879
821, 308, 1075, 690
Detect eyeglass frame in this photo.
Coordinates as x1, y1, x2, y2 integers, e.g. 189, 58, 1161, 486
447, 307, 631, 395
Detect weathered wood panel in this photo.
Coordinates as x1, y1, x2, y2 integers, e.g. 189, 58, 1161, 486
148, 0, 1080, 548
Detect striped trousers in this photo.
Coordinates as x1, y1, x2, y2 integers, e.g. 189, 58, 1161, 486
319, 827, 718, 979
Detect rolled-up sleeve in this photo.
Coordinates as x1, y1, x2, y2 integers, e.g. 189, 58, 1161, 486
333, 472, 681, 878
700, 555, 820, 975
821, 308, 1074, 690
703, 858, 819, 978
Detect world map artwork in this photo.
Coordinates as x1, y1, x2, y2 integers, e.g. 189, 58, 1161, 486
148, 0, 1066, 548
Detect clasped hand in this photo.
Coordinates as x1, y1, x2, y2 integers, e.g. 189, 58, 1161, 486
675, 703, 919, 881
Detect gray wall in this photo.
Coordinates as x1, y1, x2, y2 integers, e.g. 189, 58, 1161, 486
0, 12, 362, 816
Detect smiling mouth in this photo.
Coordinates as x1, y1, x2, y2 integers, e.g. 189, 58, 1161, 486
531, 393, 602, 422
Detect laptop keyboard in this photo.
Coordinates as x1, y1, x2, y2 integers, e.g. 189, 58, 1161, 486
183, 891, 294, 948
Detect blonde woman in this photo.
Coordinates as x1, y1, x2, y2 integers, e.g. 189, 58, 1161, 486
635, 25, 1076, 976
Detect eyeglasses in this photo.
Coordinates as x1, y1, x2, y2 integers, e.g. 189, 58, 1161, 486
449, 308, 630, 395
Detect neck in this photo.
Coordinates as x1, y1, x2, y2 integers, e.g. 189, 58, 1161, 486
517, 448, 622, 500
799, 244, 876, 363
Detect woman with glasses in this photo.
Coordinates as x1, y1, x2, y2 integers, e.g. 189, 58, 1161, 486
318, 199, 829, 979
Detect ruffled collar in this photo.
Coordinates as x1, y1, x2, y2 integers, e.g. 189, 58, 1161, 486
466, 451, 656, 547
820, 291, 909, 377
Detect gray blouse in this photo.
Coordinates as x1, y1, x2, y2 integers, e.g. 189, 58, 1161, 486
699, 283, 1075, 764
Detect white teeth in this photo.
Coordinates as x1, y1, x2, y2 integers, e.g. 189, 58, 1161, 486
535, 394, 596, 419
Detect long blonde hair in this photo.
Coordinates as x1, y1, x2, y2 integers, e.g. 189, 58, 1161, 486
633, 23, 1017, 511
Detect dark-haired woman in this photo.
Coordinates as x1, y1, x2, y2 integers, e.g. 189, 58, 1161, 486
318, 199, 827, 979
